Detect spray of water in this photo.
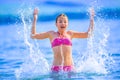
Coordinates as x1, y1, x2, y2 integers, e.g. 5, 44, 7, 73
15, 4, 49, 79
75, 1, 113, 74
75, 20, 109, 75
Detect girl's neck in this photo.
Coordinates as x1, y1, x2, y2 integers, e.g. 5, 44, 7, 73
57, 30, 66, 37
58, 30, 66, 35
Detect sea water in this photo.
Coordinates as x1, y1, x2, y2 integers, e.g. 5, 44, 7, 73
0, 0, 120, 80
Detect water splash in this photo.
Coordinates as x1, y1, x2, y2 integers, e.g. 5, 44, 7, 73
75, 7, 113, 74
15, 4, 49, 79
14, 0, 114, 79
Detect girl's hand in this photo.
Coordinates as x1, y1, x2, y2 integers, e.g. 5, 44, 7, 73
33, 8, 39, 20
89, 8, 95, 19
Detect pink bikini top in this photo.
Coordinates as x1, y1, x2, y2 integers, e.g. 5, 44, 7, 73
51, 37, 72, 47
51, 32, 72, 48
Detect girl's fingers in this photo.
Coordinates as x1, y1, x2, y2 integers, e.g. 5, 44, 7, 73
33, 8, 39, 15
89, 8, 95, 17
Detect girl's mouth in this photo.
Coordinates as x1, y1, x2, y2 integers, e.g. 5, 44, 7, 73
61, 26, 65, 28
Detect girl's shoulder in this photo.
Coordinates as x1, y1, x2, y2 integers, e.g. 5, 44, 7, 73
67, 30, 74, 35
47, 30, 58, 37
47, 31, 58, 39
67, 30, 74, 38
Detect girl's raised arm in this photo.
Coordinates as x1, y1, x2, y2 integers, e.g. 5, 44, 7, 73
31, 8, 50, 39
31, 8, 38, 35
87, 8, 95, 36
71, 8, 95, 38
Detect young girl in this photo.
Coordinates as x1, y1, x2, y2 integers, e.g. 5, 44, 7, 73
31, 8, 94, 72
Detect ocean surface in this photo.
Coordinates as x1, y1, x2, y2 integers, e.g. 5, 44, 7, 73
0, 0, 120, 80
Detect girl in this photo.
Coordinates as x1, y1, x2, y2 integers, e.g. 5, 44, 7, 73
31, 8, 94, 72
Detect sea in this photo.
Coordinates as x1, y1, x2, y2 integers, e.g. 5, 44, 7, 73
0, 0, 120, 80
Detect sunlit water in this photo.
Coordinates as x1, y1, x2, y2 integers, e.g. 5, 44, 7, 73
0, 0, 120, 80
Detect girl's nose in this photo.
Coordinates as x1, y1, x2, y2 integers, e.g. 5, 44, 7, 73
62, 22, 65, 24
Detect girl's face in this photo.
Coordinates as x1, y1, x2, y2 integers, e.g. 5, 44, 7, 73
56, 16, 68, 31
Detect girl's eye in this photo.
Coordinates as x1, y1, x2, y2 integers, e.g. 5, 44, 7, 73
58, 20, 67, 23
58, 20, 62, 23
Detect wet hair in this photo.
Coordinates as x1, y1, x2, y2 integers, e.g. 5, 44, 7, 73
56, 13, 68, 23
